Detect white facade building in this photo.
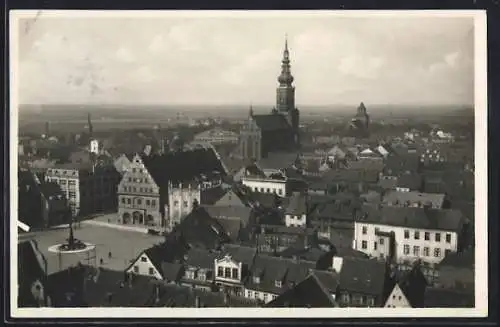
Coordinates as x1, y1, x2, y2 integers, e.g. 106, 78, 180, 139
353, 217, 460, 266
167, 181, 201, 231
241, 176, 287, 197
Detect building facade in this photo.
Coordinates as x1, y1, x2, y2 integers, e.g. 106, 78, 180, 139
117, 154, 162, 227
45, 163, 120, 217
353, 207, 464, 266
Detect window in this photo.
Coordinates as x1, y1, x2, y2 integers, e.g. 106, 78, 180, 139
148, 268, 154, 275
133, 266, 139, 273
224, 268, 231, 278
424, 232, 430, 241
121, 198, 125, 204
127, 198, 131, 204
146, 200, 150, 206
139, 169, 143, 173
266, 188, 270, 193
273, 188, 276, 193
128, 177, 132, 182
137, 199, 142, 205
151, 200, 156, 207
183, 201, 188, 208
254, 187, 258, 192
362, 226, 367, 234
342, 293, 350, 304
68, 180, 76, 186
403, 244, 410, 255
60, 180, 67, 185
68, 191, 76, 198
132, 168, 136, 173
260, 188, 264, 192
445, 233, 452, 243
404, 230, 409, 239
380, 238, 385, 245
133, 187, 137, 192
141, 257, 147, 262
423, 247, 430, 256
275, 280, 282, 287
413, 246, 420, 257
414, 231, 420, 240
435, 233, 441, 242
374, 242, 378, 251
278, 189, 283, 195
232, 268, 239, 280
174, 200, 179, 206
434, 248, 441, 258
217, 267, 223, 277
361, 241, 367, 249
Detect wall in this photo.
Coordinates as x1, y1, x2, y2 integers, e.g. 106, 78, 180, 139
353, 222, 459, 265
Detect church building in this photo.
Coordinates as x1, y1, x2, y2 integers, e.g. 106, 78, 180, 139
238, 37, 300, 161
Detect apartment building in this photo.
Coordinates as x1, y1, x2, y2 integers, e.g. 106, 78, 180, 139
353, 204, 466, 266
45, 163, 120, 217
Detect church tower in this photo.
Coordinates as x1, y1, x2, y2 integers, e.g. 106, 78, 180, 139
276, 36, 295, 113
276, 36, 300, 148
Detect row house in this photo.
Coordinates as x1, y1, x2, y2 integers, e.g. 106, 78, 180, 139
241, 173, 288, 197
45, 162, 120, 217
309, 197, 361, 238
18, 169, 70, 229
243, 255, 316, 304
116, 148, 226, 232
255, 225, 317, 254
214, 244, 257, 297
382, 190, 447, 209
353, 204, 467, 269
333, 255, 390, 307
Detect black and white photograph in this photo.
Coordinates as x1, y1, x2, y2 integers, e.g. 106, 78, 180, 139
10, 10, 488, 318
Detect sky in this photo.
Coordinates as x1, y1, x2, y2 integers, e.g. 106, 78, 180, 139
14, 11, 476, 107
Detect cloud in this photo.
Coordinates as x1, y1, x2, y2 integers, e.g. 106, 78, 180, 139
16, 14, 475, 106
115, 47, 135, 63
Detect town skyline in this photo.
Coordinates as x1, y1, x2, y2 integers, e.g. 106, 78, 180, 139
14, 11, 475, 107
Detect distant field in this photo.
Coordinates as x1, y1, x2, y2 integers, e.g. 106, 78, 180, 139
17, 103, 474, 134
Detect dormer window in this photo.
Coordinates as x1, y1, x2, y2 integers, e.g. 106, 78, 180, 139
275, 280, 282, 288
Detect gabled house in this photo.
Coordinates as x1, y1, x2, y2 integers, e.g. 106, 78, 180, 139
335, 256, 389, 307
215, 188, 249, 208
284, 192, 308, 228
243, 254, 316, 304
214, 244, 257, 297
203, 205, 252, 242
265, 273, 337, 308
125, 241, 187, 281
179, 248, 219, 292
117, 148, 226, 231
384, 264, 428, 308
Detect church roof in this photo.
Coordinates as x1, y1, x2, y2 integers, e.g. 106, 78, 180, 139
252, 114, 291, 131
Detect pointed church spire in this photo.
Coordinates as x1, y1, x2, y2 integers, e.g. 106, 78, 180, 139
249, 103, 254, 117
87, 112, 93, 137
278, 35, 293, 86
